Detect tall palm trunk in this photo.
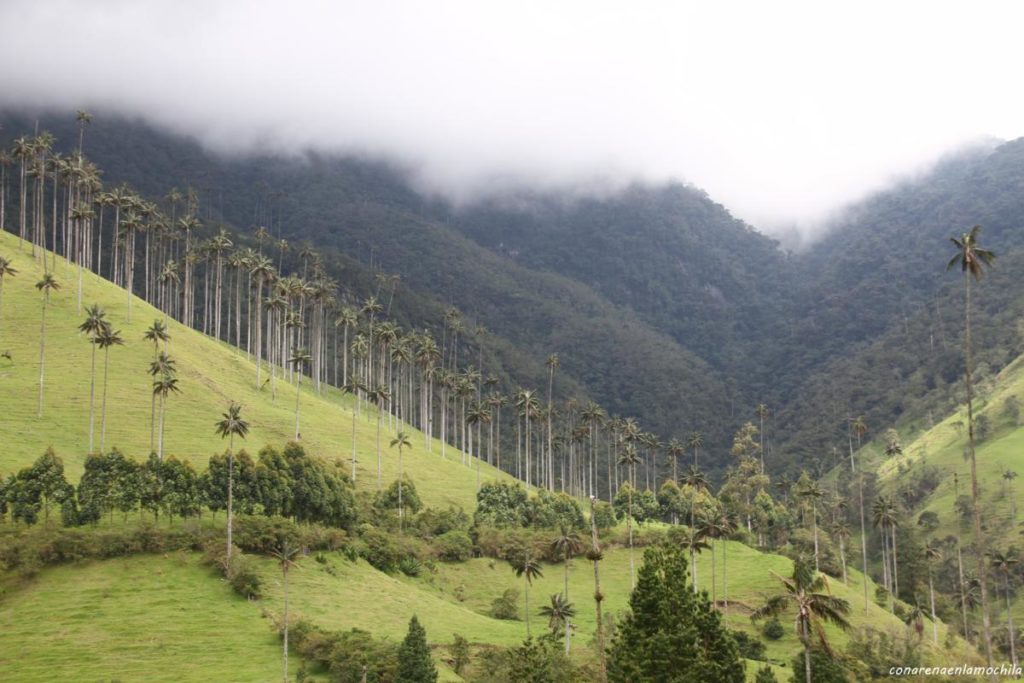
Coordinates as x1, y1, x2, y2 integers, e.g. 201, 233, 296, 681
928, 568, 938, 645
963, 274, 994, 664
589, 498, 606, 682
88, 342, 98, 451
99, 345, 113, 451
282, 563, 290, 683
37, 295, 48, 417
227, 433, 234, 571
1005, 573, 1018, 668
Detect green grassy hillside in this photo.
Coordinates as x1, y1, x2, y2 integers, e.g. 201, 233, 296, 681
0, 231, 974, 681
0, 230, 509, 510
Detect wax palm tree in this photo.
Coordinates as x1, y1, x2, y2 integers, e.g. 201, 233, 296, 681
989, 550, 1019, 668
666, 438, 684, 483
682, 464, 710, 591
78, 305, 108, 452
342, 376, 364, 481
545, 353, 559, 490
289, 348, 311, 440
390, 430, 412, 529
947, 224, 996, 663
698, 512, 733, 607
751, 558, 851, 683
618, 443, 642, 588
144, 320, 171, 452
271, 541, 302, 683
755, 403, 769, 473
35, 273, 60, 417
370, 384, 391, 489
152, 372, 180, 459
511, 551, 544, 638
923, 541, 942, 644
551, 525, 583, 600
215, 402, 249, 571
796, 476, 825, 571
0, 255, 17, 345
904, 602, 929, 642
96, 326, 124, 451
847, 415, 871, 613
687, 430, 704, 468
872, 494, 901, 603
540, 593, 577, 655
466, 402, 491, 489
587, 497, 607, 677
678, 524, 711, 594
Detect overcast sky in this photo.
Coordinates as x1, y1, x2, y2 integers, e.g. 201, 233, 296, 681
1, 1, 1023, 238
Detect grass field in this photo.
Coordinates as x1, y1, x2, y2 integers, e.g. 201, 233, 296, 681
0, 230, 510, 510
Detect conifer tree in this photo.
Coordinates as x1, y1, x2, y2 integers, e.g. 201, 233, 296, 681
607, 542, 744, 683
396, 615, 438, 683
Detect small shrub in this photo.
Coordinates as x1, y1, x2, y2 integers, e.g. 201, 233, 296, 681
399, 557, 424, 577
228, 556, 263, 599
435, 530, 473, 562
490, 587, 520, 620
762, 618, 784, 640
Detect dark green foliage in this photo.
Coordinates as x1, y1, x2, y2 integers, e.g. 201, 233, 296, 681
435, 530, 473, 562
76, 450, 141, 524
754, 666, 779, 683
253, 443, 358, 528
916, 510, 940, 532
474, 482, 529, 528
591, 501, 617, 530
490, 588, 520, 620
399, 557, 424, 577
289, 620, 398, 683
413, 506, 471, 538
359, 525, 404, 573
612, 484, 659, 525
526, 490, 585, 530
607, 542, 745, 683
376, 476, 423, 515
474, 637, 578, 683
228, 555, 263, 599
730, 629, 767, 660
202, 449, 258, 516
396, 615, 437, 683
5, 449, 74, 524
788, 647, 849, 683
762, 618, 785, 640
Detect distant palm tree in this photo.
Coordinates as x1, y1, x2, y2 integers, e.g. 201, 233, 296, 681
545, 353, 559, 490
666, 438, 684, 484
904, 602, 928, 642
551, 525, 583, 600
687, 430, 704, 468
144, 320, 171, 452
872, 494, 901, 604
539, 593, 577, 655
271, 541, 301, 683
390, 430, 412, 529
152, 371, 180, 460
511, 551, 544, 638
587, 496, 607, 677
752, 559, 851, 683
678, 524, 711, 594
96, 326, 124, 451
988, 550, 1019, 668
755, 404, 769, 473
341, 376, 364, 480
947, 224, 996, 664
78, 304, 108, 452
289, 348, 311, 440
370, 384, 391, 489
682, 464, 709, 590
618, 443, 642, 588
0, 255, 17, 345
215, 402, 250, 571
796, 477, 825, 571
35, 273, 60, 417
923, 541, 942, 644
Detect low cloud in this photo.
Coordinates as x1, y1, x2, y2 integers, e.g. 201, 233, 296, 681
1, 0, 1022, 242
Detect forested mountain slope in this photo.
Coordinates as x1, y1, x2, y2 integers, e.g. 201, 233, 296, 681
4, 110, 1024, 478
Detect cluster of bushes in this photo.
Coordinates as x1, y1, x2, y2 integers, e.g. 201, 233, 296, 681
0, 513, 345, 580
0, 443, 357, 529
473, 482, 590, 530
